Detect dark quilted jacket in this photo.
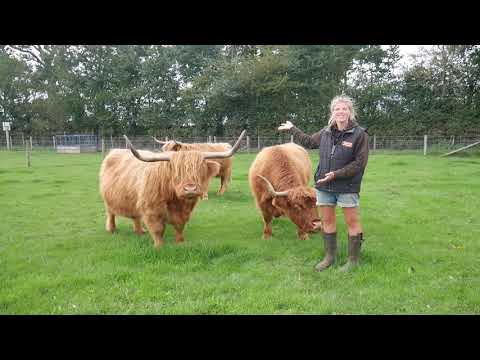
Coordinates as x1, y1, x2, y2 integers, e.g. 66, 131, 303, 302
290, 121, 369, 193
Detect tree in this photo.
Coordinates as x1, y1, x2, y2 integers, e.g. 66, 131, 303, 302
138, 45, 181, 135
0, 50, 33, 134
6, 45, 78, 135
347, 45, 402, 134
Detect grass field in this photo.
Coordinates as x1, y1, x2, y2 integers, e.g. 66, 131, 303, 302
1, 149, 479, 314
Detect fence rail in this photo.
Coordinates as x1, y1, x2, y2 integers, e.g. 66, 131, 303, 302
1, 134, 480, 154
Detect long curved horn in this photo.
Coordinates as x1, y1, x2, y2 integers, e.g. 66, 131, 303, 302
202, 130, 246, 159
152, 136, 166, 145
153, 137, 184, 147
257, 175, 289, 197
152, 137, 167, 152
124, 135, 172, 162
153, 137, 184, 152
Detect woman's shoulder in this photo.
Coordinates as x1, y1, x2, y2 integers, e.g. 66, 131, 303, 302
353, 124, 369, 136
314, 127, 329, 139
318, 126, 330, 134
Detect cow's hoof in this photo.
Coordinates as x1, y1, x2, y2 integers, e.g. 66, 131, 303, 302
153, 242, 165, 249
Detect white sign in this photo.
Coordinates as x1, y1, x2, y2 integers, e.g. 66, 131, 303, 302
3, 122, 11, 131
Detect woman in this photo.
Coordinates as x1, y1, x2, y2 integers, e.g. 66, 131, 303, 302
278, 95, 369, 271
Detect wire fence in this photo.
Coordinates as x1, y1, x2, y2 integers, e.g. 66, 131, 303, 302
1, 133, 480, 155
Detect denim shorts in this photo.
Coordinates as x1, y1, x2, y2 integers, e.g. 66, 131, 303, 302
315, 189, 359, 208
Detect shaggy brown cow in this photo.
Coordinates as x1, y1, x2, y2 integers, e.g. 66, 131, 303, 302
154, 138, 233, 196
248, 143, 323, 240
99, 131, 245, 248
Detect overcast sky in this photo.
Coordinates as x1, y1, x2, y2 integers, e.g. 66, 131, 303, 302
396, 45, 434, 65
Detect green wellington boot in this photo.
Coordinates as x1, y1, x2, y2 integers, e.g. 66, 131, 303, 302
314, 232, 337, 272
339, 233, 363, 272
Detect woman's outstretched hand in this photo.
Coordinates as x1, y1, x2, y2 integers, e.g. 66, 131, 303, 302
278, 120, 294, 131
316, 172, 335, 184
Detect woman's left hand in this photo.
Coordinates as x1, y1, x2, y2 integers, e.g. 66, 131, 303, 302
316, 172, 335, 184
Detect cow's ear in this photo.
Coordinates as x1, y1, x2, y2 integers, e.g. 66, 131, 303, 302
172, 144, 182, 151
272, 197, 286, 208
205, 160, 221, 178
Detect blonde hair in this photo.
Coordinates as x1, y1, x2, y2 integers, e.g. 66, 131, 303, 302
328, 95, 356, 127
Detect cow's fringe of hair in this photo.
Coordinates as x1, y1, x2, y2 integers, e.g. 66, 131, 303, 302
164, 142, 233, 185
288, 187, 316, 203
170, 151, 204, 186
138, 151, 205, 209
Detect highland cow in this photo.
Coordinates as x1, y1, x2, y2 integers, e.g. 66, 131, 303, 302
248, 143, 323, 240
154, 138, 234, 196
99, 131, 245, 248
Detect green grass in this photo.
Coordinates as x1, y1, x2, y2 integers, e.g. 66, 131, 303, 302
1, 149, 479, 314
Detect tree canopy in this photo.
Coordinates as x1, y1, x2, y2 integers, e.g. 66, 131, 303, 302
2, 45, 479, 137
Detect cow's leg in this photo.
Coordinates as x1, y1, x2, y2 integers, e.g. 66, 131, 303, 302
106, 211, 116, 233
132, 217, 145, 235
217, 176, 227, 195
263, 217, 273, 239
217, 167, 231, 195
143, 214, 166, 248
173, 223, 185, 243
260, 206, 274, 239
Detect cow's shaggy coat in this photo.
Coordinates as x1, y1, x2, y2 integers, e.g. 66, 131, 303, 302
99, 149, 220, 247
248, 143, 322, 240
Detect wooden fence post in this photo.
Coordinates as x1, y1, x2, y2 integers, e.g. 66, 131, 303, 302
102, 138, 105, 158
246, 136, 250, 153
257, 135, 260, 150
53, 135, 56, 150
424, 135, 428, 156
213, 136, 216, 143
5, 129, 10, 150
30, 136, 33, 151
290, 135, 294, 143
26, 141, 31, 167
373, 134, 376, 152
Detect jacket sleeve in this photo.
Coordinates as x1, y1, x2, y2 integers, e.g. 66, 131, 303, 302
333, 131, 369, 179
290, 126, 322, 149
